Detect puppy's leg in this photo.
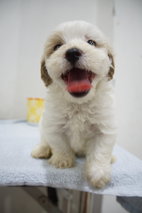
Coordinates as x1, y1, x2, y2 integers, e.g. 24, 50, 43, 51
31, 117, 51, 158
86, 134, 115, 188
31, 138, 51, 159
48, 134, 75, 168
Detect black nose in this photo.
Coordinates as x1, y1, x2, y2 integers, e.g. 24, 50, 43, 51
65, 48, 82, 64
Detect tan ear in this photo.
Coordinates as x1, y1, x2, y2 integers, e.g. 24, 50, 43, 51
108, 53, 115, 80
41, 60, 52, 87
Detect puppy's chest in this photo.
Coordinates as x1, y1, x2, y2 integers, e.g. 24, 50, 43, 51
64, 107, 96, 138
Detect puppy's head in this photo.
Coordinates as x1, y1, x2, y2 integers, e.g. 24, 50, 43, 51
41, 21, 114, 102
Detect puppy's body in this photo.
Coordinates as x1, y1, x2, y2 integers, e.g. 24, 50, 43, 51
32, 21, 116, 188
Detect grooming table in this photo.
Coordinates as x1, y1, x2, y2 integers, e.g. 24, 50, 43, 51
0, 120, 142, 212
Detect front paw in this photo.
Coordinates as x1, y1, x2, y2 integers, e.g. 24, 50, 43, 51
48, 153, 75, 168
31, 144, 51, 159
86, 163, 111, 189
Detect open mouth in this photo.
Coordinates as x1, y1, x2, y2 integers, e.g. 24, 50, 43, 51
61, 68, 95, 97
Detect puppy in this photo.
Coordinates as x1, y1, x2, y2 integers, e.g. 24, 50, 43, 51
32, 21, 116, 188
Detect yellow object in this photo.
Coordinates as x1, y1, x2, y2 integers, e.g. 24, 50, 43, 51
27, 98, 45, 123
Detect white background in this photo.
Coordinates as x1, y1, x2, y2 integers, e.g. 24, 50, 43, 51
0, 0, 142, 212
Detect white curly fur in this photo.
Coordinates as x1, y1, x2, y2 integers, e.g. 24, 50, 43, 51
32, 21, 116, 188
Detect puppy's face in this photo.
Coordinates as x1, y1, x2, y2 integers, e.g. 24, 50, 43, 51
41, 21, 114, 103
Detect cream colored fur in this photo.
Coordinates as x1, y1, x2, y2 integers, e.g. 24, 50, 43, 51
32, 21, 116, 188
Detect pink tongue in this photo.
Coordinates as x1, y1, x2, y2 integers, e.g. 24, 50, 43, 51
67, 68, 91, 93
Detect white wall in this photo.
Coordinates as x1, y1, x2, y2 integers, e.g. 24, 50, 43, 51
114, 0, 142, 159
0, 0, 21, 119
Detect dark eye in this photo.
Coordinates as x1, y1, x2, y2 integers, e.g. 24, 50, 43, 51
87, 40, 97, 46
53, 44, 62, 51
